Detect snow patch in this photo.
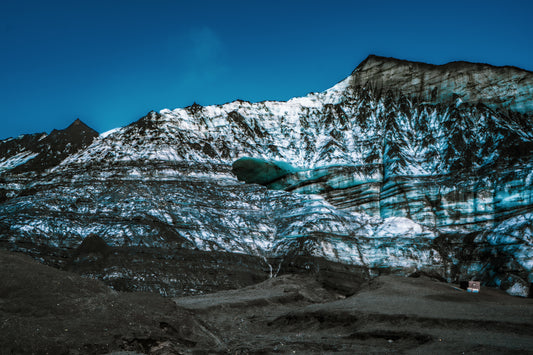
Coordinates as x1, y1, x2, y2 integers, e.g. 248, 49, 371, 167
506, 282, 529, 297
0, 151, 39, 172
100, 127, 121, 138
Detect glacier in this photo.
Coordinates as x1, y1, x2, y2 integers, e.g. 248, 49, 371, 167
0, 55, 532, 297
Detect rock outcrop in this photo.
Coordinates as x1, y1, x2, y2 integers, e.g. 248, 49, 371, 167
350, 55, 533, 113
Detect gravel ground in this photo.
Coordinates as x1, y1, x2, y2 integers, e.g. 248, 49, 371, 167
1, 249, 532, 354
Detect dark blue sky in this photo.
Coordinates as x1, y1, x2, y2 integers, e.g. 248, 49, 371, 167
1, 0, 532, 139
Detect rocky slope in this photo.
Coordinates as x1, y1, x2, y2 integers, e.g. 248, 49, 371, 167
0, 55, 532, 297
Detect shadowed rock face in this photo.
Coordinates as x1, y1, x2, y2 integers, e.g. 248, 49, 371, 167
350, 55, 533, 113
0, 56, 532, 297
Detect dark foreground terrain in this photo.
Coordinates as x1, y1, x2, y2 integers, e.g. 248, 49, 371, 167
1, 249, 532, 354
176, 275, 533, 354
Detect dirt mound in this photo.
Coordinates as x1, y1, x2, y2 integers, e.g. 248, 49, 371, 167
76, 234, 111, 256
0, 250, 219, 354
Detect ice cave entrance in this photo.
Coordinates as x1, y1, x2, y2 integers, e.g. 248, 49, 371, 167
232, 157, 298, 185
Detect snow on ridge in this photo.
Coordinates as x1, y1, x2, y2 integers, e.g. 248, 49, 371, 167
319, 76, 353, 104
157, 74, 353, 126
0, 151, 39, 172
100, 127, 122, 138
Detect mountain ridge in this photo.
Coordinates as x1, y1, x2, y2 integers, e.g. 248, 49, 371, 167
356, 54, 533, 74
0, 118, 98, 175
350, 54, 533, 114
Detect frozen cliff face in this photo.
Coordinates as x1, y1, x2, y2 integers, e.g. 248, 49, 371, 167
0, 56, 532, 296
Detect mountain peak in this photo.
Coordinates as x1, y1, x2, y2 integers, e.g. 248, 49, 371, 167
0, 119, 99, 174
66, 118, 92, 131
357, 54, 405, 66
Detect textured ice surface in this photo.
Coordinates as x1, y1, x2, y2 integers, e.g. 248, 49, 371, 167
1, 56, 532, 296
